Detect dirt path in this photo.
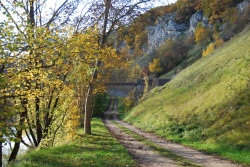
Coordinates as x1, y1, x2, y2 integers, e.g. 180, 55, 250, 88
103, 97, 244, 167
104, 97, 182, 167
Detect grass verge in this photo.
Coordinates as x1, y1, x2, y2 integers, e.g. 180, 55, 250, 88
170, 138, 250, 166
118, 97, 125, 114
112, 121, 201, 167
9, 118, 136, 167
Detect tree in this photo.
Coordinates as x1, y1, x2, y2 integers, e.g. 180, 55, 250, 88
0, 0, 80, 162
200, 0, 244, 24
194, 22, 213, 45
155, 36, 193, 75
78, 0, 152, 134
149, 58, 162, 75
209, 0, 244, 24
202, 34, 224, 57
175, 0, 197, 23
129, 63, 143, 81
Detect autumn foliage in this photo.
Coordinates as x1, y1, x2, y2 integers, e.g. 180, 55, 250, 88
149, 58, 162, 74
0, 3, 120, 162
202, 34, 224, 57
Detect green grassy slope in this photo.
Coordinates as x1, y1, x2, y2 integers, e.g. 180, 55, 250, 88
124, 27, 250, 164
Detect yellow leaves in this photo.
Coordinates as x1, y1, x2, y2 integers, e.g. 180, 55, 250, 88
202, 34, 224, 57
195, 26, 209, 43
1, 24, 122, 142
149, 58, 162, 73
214, 34, 224, 46
202, 43, 216, 57
68, 30, 121, 86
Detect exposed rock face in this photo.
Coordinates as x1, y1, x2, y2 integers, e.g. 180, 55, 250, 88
133, 0, 248, 54
237, 0, 250, 12
188, 10, 203, 35
146, 13, 188, 53
188, 10, 212, 35
146, 10, 211, 53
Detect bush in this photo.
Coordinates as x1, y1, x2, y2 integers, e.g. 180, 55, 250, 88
202, 35, 224, 57
123, 89, 136, 112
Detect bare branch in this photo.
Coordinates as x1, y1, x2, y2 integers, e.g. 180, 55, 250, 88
0, 2, 26, 36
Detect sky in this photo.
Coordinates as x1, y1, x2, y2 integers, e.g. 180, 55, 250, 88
0, 0, 178, 25
155, 0, 177, 6
47, 0, 178, 10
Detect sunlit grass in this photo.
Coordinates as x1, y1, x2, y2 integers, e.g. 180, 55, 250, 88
9, 118, 136, 167
171, 139, 250, 165
123, 27, 250, 165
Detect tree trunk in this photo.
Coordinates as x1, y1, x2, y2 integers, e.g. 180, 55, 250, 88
35, 97, 42, 144
83, 0, 111, 135
84, 85, 93, 134
8, 110, 26, 162
8, 142, 20, 162
0, 133, 2, 167
26, 115, 38, 147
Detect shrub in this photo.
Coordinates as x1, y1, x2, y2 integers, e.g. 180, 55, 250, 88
92, 93, 106, 117
202, 35, 224, 57
123, 89, 136, 112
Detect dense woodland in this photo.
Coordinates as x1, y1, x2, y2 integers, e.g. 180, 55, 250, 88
0, 0, 250, 166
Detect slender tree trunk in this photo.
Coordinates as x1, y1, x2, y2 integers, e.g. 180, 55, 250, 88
8, 106, 26, 162
0, 133, 2, 167
8, 139, 21, 162
26, 115, 38, 147
83, 0, 111, 135
84, 85, 93, 134
35, 97, 42, 144
24, 129, 34, 147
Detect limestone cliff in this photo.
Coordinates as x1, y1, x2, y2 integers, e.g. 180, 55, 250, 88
145, 0, 249, 54
146, 10, 210, 53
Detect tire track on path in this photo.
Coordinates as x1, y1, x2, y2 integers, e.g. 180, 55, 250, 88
115, 120, 243, 167
104, 97, 244, 167
103, 97, 185, 167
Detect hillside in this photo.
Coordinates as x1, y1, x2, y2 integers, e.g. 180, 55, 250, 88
112, 0, 250, 82
123, 26, 250, 163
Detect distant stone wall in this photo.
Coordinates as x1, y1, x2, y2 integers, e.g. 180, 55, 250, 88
106, 85, 136, 97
